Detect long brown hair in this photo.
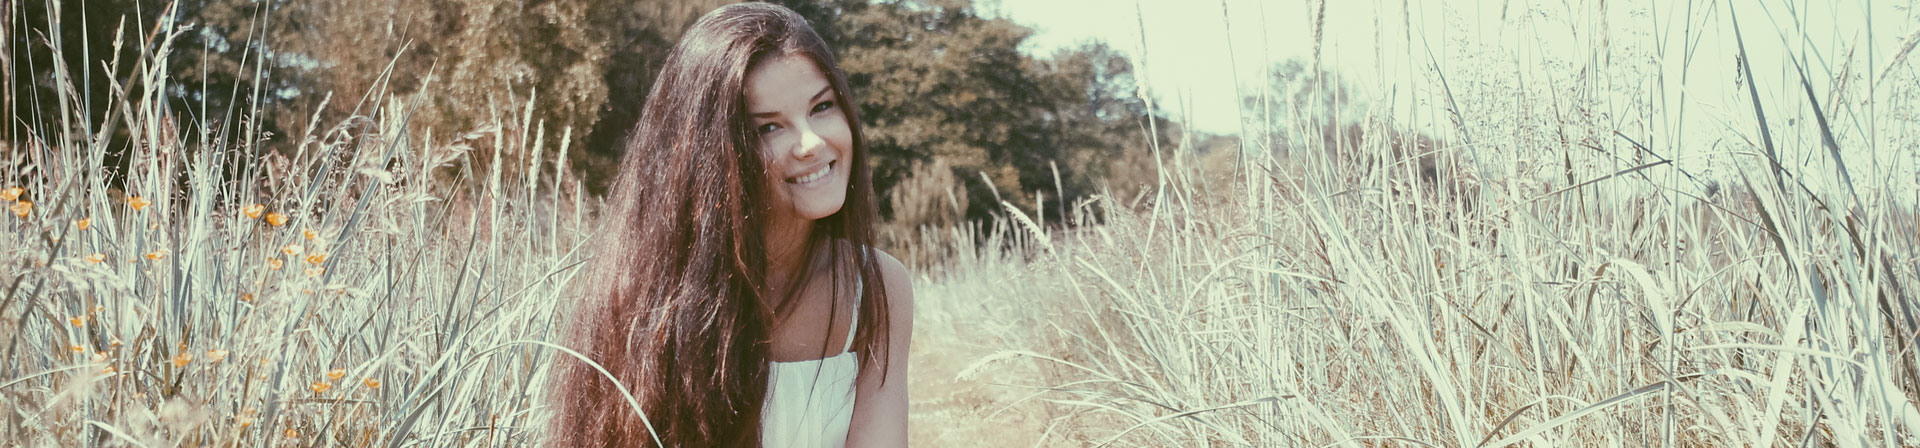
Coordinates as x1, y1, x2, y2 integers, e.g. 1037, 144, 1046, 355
547, 2, 890, 446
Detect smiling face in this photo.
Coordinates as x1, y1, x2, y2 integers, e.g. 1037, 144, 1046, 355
746, 54, 853, 223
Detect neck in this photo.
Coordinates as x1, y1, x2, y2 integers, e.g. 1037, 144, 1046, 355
764, 215, 815, 291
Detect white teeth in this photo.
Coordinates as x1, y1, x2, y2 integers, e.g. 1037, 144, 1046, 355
790, 163, 831, 184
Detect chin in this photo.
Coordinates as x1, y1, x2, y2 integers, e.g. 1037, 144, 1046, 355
785, 173, 850, 221
795, 199, 846, 220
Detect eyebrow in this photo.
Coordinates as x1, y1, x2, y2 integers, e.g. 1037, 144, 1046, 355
749, 85, 834, 119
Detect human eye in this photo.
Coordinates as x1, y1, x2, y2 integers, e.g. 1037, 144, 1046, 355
756, 122, 782, 135
811, 100, 835, 114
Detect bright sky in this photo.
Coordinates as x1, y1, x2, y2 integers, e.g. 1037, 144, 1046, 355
997, 0, 1316, 136
999, 0, 1918, 131
998, 0, 1920, 200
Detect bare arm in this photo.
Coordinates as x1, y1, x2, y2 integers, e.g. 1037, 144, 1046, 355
845, 250, 913, 447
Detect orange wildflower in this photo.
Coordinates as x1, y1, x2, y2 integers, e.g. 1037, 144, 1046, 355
304, 267, 325, 277
309, 381, 331, 395
84, 253, 106, 263
74, 217, 90, 230
306, 253, 326, 265
282, 244, 304, 256
267, 257, 284, 271
240, 292, 255, 302
206, 349, 229, 363
243, 203, 266, 219
171, 352, 192, 367
265, 212, 288, 227
0, 186, 20, 201
9, 201, 29, 218
69, 316, 84, 327
327, 368, 346, 382
69, 345, 84, 353
145, 250, 165, 261
128, 196, 151, 211
303, 228, 319, 241
362, 377, 381, 389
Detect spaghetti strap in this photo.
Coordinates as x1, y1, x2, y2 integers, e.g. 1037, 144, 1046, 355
842, 278, 862, 354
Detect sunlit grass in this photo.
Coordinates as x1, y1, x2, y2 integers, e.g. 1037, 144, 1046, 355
931, 2, 1920, 446
1, 10, 593, 446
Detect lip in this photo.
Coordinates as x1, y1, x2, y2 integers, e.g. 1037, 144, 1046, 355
784, 161, 836, 185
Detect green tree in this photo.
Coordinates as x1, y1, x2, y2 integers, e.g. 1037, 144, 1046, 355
1036, 41, 1173, 211
1, 0, 310, 195
260, 0, 732, 190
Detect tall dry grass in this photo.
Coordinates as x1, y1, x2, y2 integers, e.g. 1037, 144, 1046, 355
924, 1, 1920, 446
2, 6, 595, 446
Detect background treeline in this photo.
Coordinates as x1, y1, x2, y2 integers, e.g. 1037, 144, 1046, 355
5, 0, 1184, 232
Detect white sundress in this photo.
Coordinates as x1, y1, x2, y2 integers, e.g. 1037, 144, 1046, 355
762, 280, 862, 447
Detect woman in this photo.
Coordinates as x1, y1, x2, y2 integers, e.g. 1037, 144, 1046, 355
548, 3, 913, 447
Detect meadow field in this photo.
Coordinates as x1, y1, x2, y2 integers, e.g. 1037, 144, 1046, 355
5, 1, 1920, 447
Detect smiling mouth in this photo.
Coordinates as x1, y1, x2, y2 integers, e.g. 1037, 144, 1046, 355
785, 161, 835, 185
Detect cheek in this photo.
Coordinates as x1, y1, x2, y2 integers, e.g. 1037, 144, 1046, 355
823, 116, 854, 157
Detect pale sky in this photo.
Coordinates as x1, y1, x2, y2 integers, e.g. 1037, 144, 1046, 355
998, 0, 1315, 136
998, 0, 1920, 200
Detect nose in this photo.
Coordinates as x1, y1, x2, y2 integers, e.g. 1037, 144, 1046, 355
792, 122, 825, 161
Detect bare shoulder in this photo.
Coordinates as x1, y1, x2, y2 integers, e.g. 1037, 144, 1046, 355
869, 249, 914, 317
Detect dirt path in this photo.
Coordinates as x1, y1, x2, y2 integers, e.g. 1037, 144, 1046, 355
906, 270, 1061, 446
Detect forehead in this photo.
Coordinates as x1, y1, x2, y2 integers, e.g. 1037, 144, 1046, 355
745, 55, 830, 110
